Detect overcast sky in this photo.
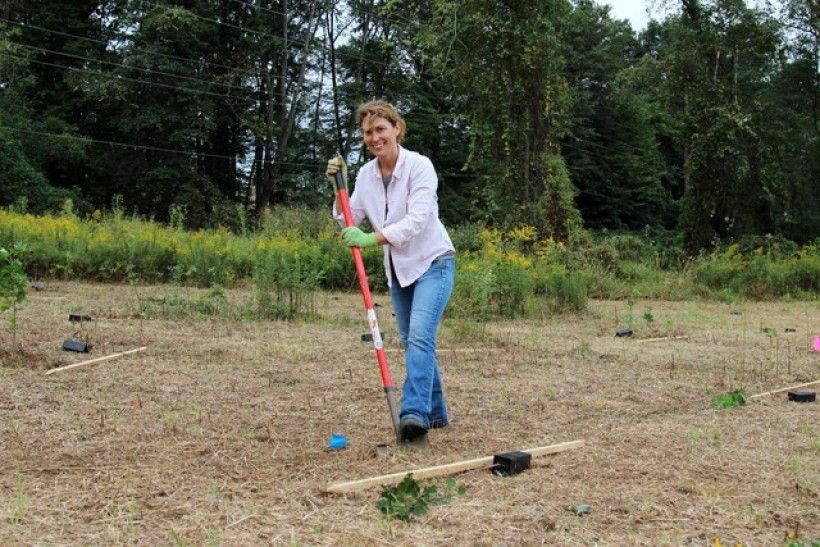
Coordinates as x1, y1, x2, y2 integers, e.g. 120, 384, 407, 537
603, 0, 651, 31
603, 0, 780, 31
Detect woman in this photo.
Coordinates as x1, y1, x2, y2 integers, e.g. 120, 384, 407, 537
326, 100, 455, 444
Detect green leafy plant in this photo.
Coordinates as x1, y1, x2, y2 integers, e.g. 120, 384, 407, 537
376, 474, 467, 521
784, 540, 820, 547
0, 244, 28, 346
712, 389, 748, 409
170, 527, 187, 546
11, 472, 28, 523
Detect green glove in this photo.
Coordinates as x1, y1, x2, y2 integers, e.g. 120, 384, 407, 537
342, 226, 378, 247
325, 155, 348, 195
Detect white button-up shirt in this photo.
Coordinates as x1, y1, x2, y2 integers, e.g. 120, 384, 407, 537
333, 146, 455, 287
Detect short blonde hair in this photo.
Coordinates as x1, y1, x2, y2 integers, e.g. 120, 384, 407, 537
356, 100, 406, 144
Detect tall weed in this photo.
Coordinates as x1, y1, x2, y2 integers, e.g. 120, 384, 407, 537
252, 239, 324, 319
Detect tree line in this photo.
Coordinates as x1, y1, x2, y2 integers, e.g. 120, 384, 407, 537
1, 0, 817, 251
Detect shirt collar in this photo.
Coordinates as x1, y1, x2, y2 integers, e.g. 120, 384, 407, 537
372, 145, 406, 183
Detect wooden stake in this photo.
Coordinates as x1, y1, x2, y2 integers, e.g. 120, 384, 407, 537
749, 380, 819, 400
323, 439, 584, 494
636, 336, 689, 344
384, 347, 502, 353
45, 347, 147, 376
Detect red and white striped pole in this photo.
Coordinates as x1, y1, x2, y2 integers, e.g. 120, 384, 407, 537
335, 172, 401, 443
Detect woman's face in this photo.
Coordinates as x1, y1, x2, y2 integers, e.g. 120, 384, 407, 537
361, 116, 400, 160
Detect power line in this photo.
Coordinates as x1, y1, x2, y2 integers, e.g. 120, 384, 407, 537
0, 17, 240, 73
0, 52, 249, 100
5, 49, 666, 161
3, 16, 463, 124
14, 43, 259, 96
0, 125, 493, 179
136, 0, 410, 73
4, 16, 669, 167
346, 2, 423, 28
1, 40, 461, 125
229, 0, 287, 19
229, 0, 424, 31
138, 0, 287, 42
0, 125, 327, 169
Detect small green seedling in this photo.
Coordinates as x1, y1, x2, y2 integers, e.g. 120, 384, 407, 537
0, 245, 28, 341
712, 389, 747, 409
376, 474, 467, 521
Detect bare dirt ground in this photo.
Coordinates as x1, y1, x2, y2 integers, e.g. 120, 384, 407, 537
1, 281, 818, 545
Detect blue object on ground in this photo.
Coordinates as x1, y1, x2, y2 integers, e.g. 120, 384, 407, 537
328, 433, 347, 450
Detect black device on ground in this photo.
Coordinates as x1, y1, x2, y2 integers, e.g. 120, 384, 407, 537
787, 390, 816, 403
492, 451, 532, 476
69, 314, 92, 323
62, 339, 89, 352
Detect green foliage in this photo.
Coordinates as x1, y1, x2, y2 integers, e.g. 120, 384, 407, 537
252, 241, 325, 320
712, 389, 747, 409
694, 241, 820, 299
532, 264, 588, 312
421, 0, 573, 226
450, 255, 534, 320
1, 0, 817, 246
0, 243, 28, 345
1, 209, 815, 314
533, 154, 583, 242
562, 1, 673, 230
0, 244, 27, 316
376, 475, 466, 522
136, 286, 229, 320
782, 540, 820, 547
449, 222, 485, 253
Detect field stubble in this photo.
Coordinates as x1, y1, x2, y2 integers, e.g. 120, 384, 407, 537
0, 282, 817, 545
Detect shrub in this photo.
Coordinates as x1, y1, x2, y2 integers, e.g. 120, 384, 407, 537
693, 242, 819, 299
532, 263, 588, 312
0, 244, 27, 315
251, 239, 325, 319
258, 205, 336, 239
0, 243, 27, 345
449, 259, 497, 321
450, 255, 534, 320
449, 222, 484, 253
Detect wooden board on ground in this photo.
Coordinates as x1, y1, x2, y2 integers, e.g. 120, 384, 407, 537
749, 380, 819, 399
324, 440, 585, 494
44, 347, 148, 375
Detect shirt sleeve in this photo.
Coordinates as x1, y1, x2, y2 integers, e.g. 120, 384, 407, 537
380, 157, 437, 248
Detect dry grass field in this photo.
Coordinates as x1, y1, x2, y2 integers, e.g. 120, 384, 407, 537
1, 281, 818, 545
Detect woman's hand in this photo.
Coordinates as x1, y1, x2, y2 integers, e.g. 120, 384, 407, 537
342, 226, 378, 247
325, 155, 348, 195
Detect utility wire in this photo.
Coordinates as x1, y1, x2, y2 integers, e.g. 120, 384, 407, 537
0, 52, 251, 100
4, 17, 667, 167
4, 47, 459, 124
5, 50, 664, 162
1, 36, 462, 124
0, 125, 325, 168
0, 17, 240, 72
0, 125, 493, 179
2, 18, 462, 123
14, 43, 259, 96
136, 0, 411, 72
230, 0, 423, 30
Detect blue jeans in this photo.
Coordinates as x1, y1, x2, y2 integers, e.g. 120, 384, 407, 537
390, 255, 455, 428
